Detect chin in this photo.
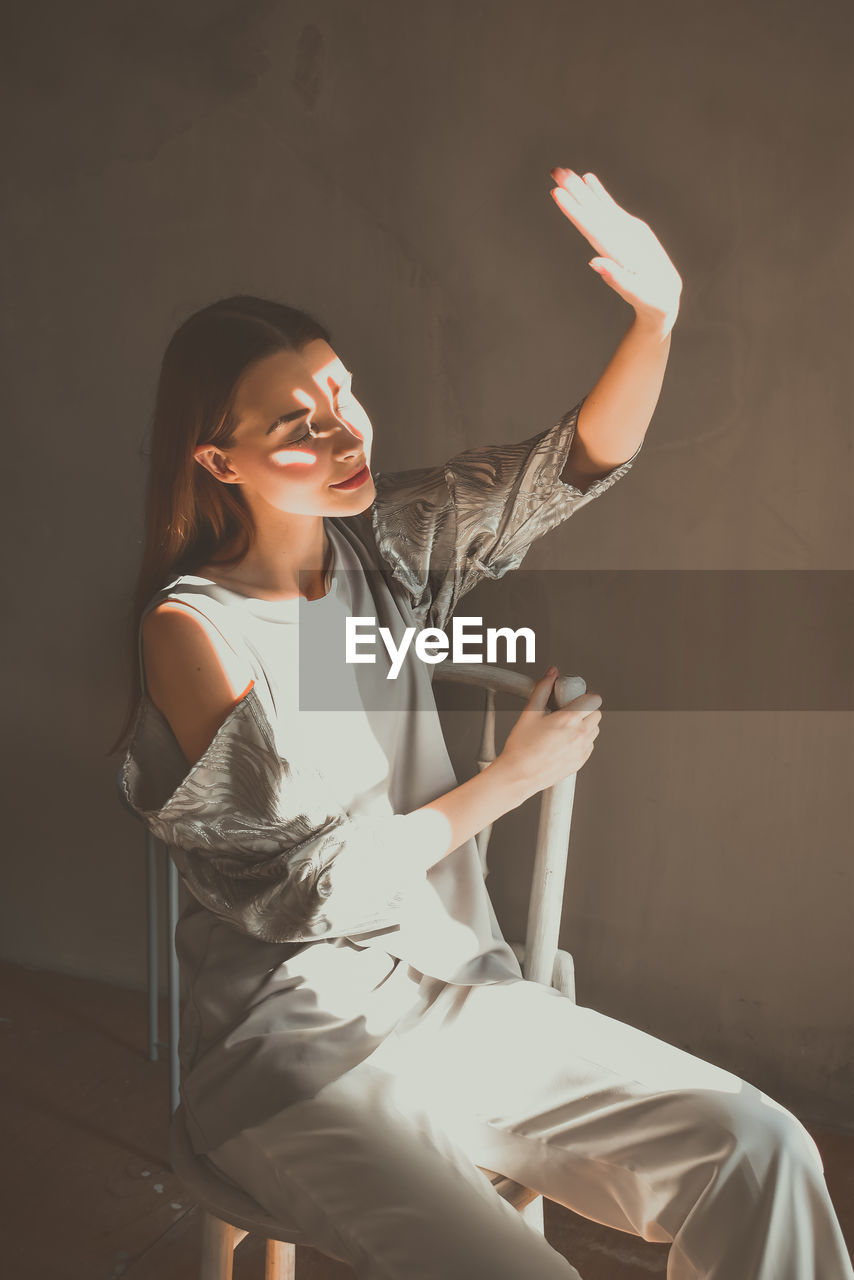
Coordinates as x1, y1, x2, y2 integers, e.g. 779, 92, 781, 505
327, 475, 375, 514
352, 477, 377, 513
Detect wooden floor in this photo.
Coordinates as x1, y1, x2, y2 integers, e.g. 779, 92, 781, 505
2, 961, 852, 1280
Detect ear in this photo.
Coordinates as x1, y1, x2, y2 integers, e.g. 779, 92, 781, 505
194, 445, 241, 484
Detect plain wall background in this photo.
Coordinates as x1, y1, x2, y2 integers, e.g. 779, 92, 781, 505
2, 0, 851, 1128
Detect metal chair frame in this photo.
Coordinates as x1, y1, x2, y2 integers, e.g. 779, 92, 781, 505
145, 832, 181, 1115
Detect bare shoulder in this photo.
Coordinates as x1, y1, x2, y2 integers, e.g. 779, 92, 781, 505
142, 602, 255, 769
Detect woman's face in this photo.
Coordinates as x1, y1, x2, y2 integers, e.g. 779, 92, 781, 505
195, 339, 375, 516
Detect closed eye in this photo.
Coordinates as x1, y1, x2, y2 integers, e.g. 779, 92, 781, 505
274, 388, 358, 448
282, 425, 312, 446
268, 370, 355, 434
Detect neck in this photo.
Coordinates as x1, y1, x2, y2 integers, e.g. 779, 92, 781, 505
212, 509, 333, 599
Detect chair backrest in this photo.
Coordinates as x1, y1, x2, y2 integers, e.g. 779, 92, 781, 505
431, 663, 585, 989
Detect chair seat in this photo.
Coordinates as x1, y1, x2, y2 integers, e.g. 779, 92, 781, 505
169, 1104, 313, 1245
168, 1102, 540, 1245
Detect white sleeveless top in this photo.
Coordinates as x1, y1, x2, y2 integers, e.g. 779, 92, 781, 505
119, 401, 640, 1152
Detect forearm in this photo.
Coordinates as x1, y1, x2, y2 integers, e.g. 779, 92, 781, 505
564, 315, 672, 477
403, 757, 531, 870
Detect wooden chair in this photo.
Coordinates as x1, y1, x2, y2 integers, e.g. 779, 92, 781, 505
151, 662, 586, 1277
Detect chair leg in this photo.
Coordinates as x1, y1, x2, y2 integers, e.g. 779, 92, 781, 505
266, 1238, 296, 1280
166, 849, 181, 1114
200, 1213, 238, 1280
145, 832, 159, 1062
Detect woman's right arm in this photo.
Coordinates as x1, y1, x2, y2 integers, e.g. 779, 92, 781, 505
143, 611, 602, 871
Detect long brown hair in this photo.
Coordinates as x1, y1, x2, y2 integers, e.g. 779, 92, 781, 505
107, 295, 333, 756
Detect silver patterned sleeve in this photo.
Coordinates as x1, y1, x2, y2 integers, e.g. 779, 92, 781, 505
120, 685, 446, 943
368, 398, 641, 633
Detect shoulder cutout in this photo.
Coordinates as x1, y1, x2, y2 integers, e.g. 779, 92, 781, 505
142, 601, 256, 769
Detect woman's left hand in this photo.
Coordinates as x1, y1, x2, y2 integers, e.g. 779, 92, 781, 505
549, 168, 682, 340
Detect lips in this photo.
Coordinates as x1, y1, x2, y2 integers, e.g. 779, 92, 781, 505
330, 464, 370, 489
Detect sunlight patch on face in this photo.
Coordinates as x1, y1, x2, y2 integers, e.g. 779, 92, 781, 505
314, 352, 349, 387
299, 353, 351, 408
270, 447, 318, 468
268, 352, 355, 468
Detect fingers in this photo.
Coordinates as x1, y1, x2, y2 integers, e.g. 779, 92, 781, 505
548, 177, 616, 260
565, 691, 603, 719
550, 168, 611, 207
526, 673, 604, 727
550, 167, 590, 197
549, 166, 576, 190
525, 666, 558, 714
552, 702, 602, 742
582, 172, 618, 208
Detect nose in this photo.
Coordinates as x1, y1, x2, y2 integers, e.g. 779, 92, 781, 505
329, 414, 370, 457
331, 426, 366, 456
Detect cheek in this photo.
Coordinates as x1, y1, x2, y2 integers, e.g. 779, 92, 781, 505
349, 406, 373, 445
268, 448, 320, 473
355, 423, 373, 451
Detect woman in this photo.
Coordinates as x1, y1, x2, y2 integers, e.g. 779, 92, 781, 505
115, 171, 851, 1279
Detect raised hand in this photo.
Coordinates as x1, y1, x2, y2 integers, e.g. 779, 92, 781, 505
549, 168, 682, 339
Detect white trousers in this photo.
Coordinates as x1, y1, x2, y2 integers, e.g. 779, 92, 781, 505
205, 967, 853, 1279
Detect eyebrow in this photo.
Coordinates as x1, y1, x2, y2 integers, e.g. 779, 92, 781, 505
265, 369, 354, 435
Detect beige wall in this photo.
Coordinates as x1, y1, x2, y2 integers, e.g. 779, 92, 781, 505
2, 0, 851, 1127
